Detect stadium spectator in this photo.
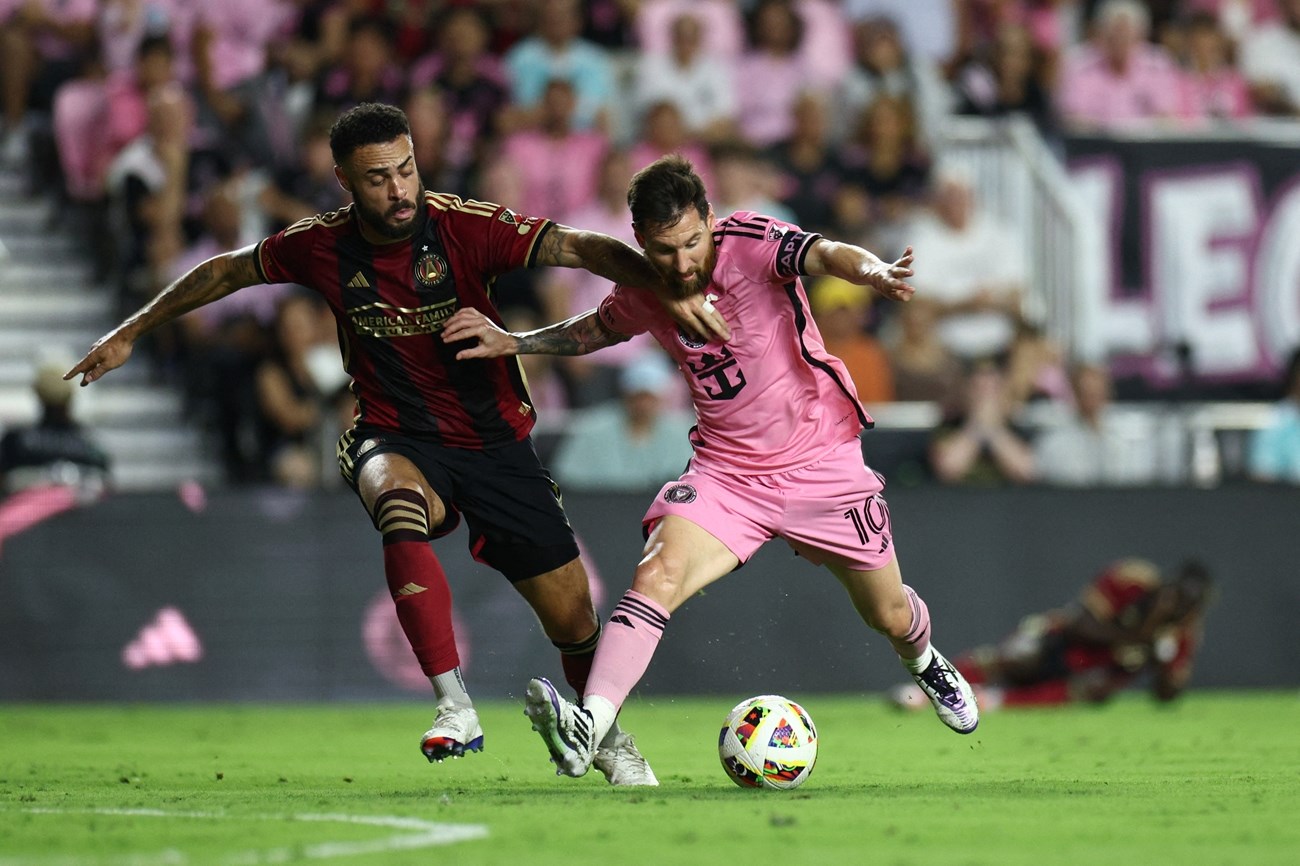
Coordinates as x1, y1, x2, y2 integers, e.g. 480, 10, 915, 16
709, 142, 797, 225
535, 149, 671, 408
887, 298, 965, 403
842, 0, 961, 69
0, 359, 110, 496
628, 101, 715, 196
1247, 346, 1300, 483
1239, 0, 1300, 116
734, 0, 819, 147
502, 0, 616, 133
442, 155, 982, 779
838, 95, 931, 234
1033, 362, 1161, 486
891, 558, 1215, 709
0, 0, 96, 169
954, 22, 1059, 138
929, 357, 1037, 485
314, 17, 407, 114
67, 102, 729, 785
497, 78, 607, 223
550, 353, 696, 492
257, 110, 351, 229
838, 16, 954, 150
768, 90, 846, 234
253, 292, 347, 489
407, 6, 507, 191
808, 276, 895, 404
1174, 12, 1254, 122
904, 165, 1027, 361
635, 0, 745, 61
632, 12, 738, 144
1056, 0, 1183, 131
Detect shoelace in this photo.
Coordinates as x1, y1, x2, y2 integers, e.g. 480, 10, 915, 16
920, 661, 966, 709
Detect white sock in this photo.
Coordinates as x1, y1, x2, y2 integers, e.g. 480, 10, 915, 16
901, 645, 935, 674
429, 667, 472, 709
584, 694, 619, 745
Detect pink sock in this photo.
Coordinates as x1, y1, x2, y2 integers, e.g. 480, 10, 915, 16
899, 584, 932, 659
584, 590, 670, 708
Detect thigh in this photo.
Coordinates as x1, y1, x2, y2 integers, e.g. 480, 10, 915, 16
340, 429, 455, 533
634, 515, 742, 613
642, 467, 776, 565
780, 439, 894, 573
451, 439, 580, 582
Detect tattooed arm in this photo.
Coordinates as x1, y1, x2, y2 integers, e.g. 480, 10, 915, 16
534, 223, 730, 342
67, 246, 264, 386
440, 307, 630, 361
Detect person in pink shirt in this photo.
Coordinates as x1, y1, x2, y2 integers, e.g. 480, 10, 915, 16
497, 78, 607, 223
1057, 0, 1182, 131
1175, 12, 1254, 123
441, 155, 980, 779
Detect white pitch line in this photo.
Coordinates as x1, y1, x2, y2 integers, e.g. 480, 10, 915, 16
2, 807, 489, 865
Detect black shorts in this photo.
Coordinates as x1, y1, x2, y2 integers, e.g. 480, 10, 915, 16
338, 428, 579, 582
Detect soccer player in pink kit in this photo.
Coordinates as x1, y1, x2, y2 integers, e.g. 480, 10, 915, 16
441, 155, 978, 779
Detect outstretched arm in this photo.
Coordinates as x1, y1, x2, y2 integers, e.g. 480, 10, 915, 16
534, 223, 730, 341
440, 307, 630, 361
66, 245, 263, 386
803, 239, 916, 303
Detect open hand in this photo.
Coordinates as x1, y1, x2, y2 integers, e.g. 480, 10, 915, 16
864, 246, 916, 303
440, 308, 518, 360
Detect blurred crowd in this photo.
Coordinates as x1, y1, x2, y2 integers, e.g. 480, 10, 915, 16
2, 0, 1299, 490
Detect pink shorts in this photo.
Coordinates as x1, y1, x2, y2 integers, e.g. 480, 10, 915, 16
644, 437, 895, 572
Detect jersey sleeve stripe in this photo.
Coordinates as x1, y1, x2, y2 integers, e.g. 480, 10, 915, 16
524, 220, 555, 268
794, 232, 822, 275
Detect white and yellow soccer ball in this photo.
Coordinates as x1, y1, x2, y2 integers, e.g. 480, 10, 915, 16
718, 694, 818, 790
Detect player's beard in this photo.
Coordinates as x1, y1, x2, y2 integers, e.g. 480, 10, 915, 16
662, 243, 718, 299
355, 179, 426, 241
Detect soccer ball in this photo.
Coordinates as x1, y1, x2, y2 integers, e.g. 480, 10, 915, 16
718, 694, 818, 790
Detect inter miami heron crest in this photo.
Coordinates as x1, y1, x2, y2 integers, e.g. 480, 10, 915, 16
415, 252, 448, 287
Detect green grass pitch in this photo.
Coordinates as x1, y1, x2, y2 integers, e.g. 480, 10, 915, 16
1, 692, 1296, 866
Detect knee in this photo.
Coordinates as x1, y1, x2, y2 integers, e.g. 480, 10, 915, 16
866, 594, 913, 639
630, 556, 687, 609
371, 484, 445, 536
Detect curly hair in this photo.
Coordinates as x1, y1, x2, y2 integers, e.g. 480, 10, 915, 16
328, 102, 411, 164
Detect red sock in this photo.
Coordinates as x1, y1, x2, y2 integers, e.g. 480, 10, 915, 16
375, 489, 458, 676
552, 627, 600, 698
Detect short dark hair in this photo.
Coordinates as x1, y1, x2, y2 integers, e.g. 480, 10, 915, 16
627, 154, 709, 234
329, 102, 410, 164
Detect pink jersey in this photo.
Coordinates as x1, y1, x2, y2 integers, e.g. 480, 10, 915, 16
598, 212, 873, 475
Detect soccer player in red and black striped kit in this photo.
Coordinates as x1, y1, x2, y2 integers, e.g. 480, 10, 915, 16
66, 102, 728, 786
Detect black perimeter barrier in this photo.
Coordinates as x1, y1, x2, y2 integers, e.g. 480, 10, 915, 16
1, 484, 1296, 701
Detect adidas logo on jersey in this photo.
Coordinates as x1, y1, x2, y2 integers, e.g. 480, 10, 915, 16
347, 272, 370, 289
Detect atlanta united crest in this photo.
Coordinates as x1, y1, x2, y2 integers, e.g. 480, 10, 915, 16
663, 484, 697, 504
415, 252, 448, 287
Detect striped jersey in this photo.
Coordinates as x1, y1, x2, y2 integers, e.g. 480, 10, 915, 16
598, 211, 873, 475
255, 193, 552, 449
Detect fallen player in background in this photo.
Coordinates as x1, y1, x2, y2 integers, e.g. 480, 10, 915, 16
891, 558, 1214, 711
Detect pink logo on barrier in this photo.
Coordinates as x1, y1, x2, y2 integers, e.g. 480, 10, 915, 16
122, 607, 203, 669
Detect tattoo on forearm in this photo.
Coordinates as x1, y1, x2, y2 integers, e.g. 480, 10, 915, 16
515, 313, 628, 356
127, 249, 257, 332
